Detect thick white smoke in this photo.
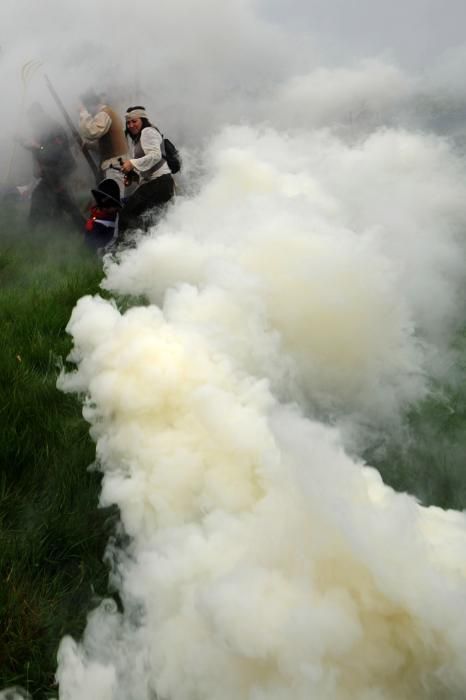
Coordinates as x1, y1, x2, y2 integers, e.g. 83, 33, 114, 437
56, 120, 466, 699
101, 125, 466, 425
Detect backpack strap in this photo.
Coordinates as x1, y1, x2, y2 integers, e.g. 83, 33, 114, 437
154, 125, 168, 162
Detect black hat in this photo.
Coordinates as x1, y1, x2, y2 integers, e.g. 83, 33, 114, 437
91, 178, 122, 208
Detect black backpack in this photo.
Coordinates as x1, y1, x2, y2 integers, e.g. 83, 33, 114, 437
154, 126, 181, 174
161, 137, 182, 174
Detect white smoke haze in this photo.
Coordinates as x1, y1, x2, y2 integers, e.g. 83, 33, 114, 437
4, 0, 466, 698
101, 125, 466, 424
268, 60, 416, 132
2, 0, 466, 163
56, 115, 466, 697
0, 0, 300, 159
56, 287, 466, 698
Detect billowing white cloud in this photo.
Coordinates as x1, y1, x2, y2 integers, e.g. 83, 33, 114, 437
56, 120, 466, 698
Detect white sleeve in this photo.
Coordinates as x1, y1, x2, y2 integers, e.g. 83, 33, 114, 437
129, 128, 163, 173
79, 109, 112, 140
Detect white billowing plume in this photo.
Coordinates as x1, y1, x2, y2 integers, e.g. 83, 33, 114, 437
103, 125, 466, 421
270, 60, 414, 131
56, 123, 466, 699
57, 293, 466, 700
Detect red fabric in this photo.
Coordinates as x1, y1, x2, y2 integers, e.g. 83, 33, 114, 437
88, 205, 116, 220
85, 205, 117, 233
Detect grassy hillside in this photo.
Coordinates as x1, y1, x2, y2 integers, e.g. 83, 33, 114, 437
0, 206, 115, 697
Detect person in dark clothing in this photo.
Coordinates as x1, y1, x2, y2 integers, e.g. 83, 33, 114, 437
118, 106, 174, 238
22, 103, 84, 231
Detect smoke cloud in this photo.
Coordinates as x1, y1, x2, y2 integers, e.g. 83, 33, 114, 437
2, 0, 466, 159
4, 0, 466, 698
56, 117, 466, 698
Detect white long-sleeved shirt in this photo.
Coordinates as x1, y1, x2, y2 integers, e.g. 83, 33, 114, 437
129, 127, 171, 181
79, 108, 111, 141
79, 107, 128, 170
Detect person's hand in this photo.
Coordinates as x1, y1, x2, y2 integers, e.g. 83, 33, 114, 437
121, 160, 134, 173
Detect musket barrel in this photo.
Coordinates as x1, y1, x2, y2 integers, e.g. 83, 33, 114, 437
44, 74, 100, 183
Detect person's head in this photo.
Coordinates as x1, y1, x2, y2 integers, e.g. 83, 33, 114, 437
125, 106, 152, 139
81, 89, 102, 113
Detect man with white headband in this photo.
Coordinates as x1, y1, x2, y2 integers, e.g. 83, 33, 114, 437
118, 105, 175, 236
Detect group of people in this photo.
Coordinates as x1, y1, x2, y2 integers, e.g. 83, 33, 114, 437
22, 90, 177, 251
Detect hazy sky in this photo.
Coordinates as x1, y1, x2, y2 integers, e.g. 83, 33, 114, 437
259, 0, 466, 67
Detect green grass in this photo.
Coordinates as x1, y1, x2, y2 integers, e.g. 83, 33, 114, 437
0, 206, 115, 697
367, 379, 466, 510
362, 324, 466, 511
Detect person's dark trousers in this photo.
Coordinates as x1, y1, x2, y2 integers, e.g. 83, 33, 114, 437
29, 180, 57, 226
29, 178, 84, 232
54, 185, 86, 231
85, 222, 117, 253
118, 174, 174, 236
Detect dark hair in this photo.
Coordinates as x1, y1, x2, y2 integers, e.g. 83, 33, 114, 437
124, 106, 153, 140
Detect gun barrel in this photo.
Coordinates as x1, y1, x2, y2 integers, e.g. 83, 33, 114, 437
44, 74, 100, 183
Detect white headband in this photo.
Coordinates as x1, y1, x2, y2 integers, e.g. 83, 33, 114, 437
125, 108, 148, 121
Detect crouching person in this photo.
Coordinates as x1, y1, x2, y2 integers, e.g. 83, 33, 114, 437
85, 178, 122, 253
118, 106, 174, 239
